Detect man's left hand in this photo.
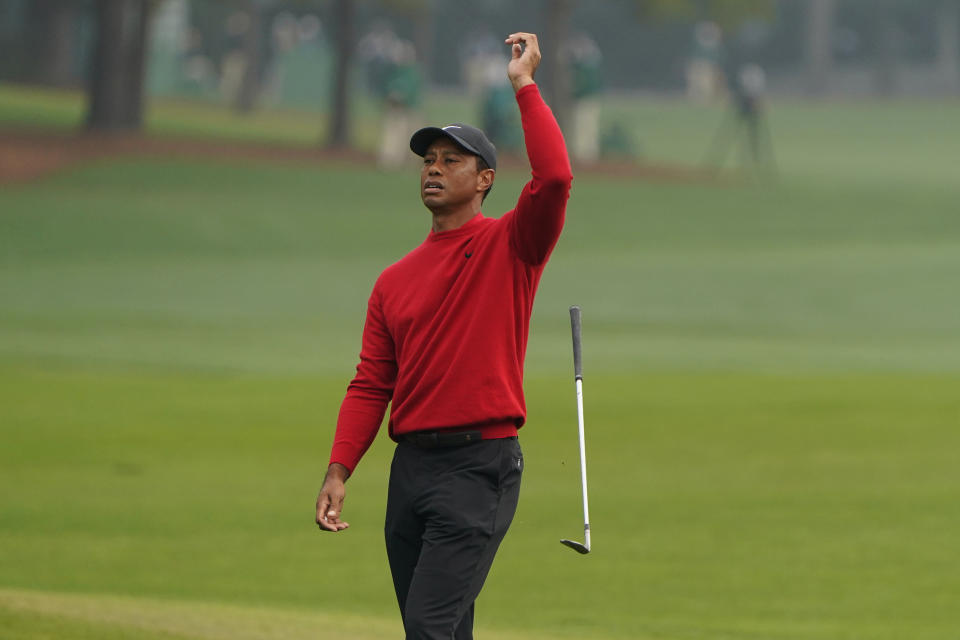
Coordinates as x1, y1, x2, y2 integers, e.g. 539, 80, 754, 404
505, 32, 541, 93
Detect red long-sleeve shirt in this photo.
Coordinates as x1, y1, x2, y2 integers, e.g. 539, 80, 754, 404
329, 84, 572, 473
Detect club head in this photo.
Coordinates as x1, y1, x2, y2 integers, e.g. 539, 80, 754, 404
560, 538, 590, 554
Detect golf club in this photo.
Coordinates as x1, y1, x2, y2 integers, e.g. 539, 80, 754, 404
561, 305, 591, 555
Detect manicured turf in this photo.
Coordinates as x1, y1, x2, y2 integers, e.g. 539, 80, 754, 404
3, 367, 959, 639
2, 92, 960, 638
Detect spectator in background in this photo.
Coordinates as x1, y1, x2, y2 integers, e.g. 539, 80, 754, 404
461, 30, 501, 98
180, 27, 216, 97
358, 25, 423, 169
359, 22, 399, 101
731, 63, 775, 173
480, 54, 522, 154
263, 12, 327, 109
378, 39, 423, 168
703, 62, 776, 177
686, 20, 725, 103
219, 10, 251, 103
568, 33, 603, 165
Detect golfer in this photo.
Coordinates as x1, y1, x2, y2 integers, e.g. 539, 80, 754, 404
316, 32, 572, 639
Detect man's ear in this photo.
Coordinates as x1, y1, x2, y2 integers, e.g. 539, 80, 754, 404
477, 168, 495, 193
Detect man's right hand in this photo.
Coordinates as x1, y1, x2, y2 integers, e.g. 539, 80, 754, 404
316, 463, 350, 532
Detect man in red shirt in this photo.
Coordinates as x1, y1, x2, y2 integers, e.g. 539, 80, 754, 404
316, 32, 572, 639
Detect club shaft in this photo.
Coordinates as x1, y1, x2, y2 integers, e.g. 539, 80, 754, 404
575, 377, 591, 545
568, 305, 591, 552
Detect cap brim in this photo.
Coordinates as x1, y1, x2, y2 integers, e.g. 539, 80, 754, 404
409, 127, 484, 160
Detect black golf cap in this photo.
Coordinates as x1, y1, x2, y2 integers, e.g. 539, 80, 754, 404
409, 123, 497, 170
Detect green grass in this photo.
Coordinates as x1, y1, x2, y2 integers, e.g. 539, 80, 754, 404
0, 588, 414, 640
5, 83, 958, 188
2, 89, 960, 638
602, 96, 960, 186
0, 84, 472, 152
0, 84, 369, 148
2, 366, 959, 639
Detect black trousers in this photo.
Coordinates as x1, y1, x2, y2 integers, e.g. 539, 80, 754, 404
384, 436, 523, 640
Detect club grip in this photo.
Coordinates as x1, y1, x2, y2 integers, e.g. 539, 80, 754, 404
569, 305, 583, 380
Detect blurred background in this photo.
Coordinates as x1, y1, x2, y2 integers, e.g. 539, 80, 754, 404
1, 0, 958, 161
2, 2, 960, 640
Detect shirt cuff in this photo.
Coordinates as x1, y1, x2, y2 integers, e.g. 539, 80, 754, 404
515, 82, 541, 104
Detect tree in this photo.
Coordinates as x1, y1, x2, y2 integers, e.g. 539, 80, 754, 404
872, 0, 898, 96
86, 0, 156, 132
327, 0, 355, 148
935, 0, 960, 94
637, 0, 773, 30
28, 0, 79, 87
235, 1, 266, 114
805, 0, 835, 96
544, 0, 574, 133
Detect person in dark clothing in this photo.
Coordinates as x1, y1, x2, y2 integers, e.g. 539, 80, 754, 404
315, 32, 572, 640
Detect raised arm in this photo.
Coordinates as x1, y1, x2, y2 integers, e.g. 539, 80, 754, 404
504, 32, 573, 265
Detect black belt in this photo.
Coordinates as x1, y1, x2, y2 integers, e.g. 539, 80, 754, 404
403, 430, 484, 449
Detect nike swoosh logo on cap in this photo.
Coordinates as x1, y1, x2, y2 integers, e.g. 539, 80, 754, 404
442, 125, 462, 130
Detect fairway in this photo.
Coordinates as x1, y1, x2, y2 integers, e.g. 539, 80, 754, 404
2, 97, 960, 639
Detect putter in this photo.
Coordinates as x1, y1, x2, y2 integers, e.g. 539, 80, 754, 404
561, 305, 591, 555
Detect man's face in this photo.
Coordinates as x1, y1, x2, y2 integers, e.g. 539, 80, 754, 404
420, 137, 491, 210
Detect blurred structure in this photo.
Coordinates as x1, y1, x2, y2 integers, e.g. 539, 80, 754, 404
2, 0, 958, 100
686, 21, 726, 102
